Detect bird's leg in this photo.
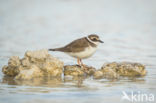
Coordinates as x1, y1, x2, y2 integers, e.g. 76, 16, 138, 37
79, 59, 83, 66
77, 58, 81, 66
77, 59, 87, 71
79, 59, 87, 70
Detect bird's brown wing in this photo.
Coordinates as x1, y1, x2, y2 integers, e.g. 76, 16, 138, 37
58, 37, 89, 52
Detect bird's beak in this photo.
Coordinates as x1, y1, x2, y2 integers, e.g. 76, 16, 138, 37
98, 40, 104, 43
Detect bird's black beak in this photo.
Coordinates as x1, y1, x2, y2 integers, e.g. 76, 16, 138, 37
99, 40, 104, 43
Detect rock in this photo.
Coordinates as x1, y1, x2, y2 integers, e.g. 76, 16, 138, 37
15, 65, 43, 80
93, 70, 104, 79
2, 65, 19, 76
94, 69, 119, 79
42, 57, 63, 77
93, 62, 146, 79
64, 65, 85, 76
102, 62, 146, 76
8, 56, 21, 67
64, 65, 96, 77
84, 65, 96, 75
2, 49, 64, 80
2, 49, 147, 81
24, 49, 48, 62
102, 67, 120, 79
21, 57, 31, 67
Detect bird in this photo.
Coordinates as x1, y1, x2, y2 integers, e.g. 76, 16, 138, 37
49, 34, 104, 67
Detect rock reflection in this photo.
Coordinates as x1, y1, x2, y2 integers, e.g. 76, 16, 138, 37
94, 76, 146, 88
2, 76, 63, 87
2, 76, 87, 88
1, 75, 146, 88
64, 76, 85, 87
122, 77, 146, 83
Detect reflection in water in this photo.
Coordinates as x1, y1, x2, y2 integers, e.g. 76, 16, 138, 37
2, 75, 87, 88
93, 76, 146, 87
64, 76, 85, 87
2, 75, 146, 88
2, 76, 86, 88
2, 76, 63, 87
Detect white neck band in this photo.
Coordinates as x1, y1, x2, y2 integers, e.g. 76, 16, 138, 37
86, 36, 96, 45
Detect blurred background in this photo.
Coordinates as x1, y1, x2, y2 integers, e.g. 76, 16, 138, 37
0, 0, 156, 103
0, 0, 156, 66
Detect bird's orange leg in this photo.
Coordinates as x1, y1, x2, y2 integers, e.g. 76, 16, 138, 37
79, 59, 87, 68
77, 59, 87, 71
77, 58, 88, 71
77, 58, 81, 66
80, 59, 88, 71
79, 59, 83, 66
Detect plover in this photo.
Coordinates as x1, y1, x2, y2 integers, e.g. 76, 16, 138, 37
49, 34, 103, 67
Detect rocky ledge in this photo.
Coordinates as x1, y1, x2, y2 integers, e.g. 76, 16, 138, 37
93, 62, 147, 79
2, 49, 64, 80
2, 50, 147, 80
64, 65, 96, 76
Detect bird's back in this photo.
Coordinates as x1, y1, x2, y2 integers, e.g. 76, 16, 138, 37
59, 37, 89, 52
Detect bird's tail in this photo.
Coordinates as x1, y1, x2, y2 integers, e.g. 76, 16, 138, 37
48, 48, 61, 51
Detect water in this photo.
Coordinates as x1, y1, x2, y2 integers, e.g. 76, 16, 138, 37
0, 0, 156, 103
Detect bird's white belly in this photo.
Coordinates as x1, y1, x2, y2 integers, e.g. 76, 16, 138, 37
67, 46, 97, 59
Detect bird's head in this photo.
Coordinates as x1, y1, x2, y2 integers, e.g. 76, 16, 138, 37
87, 34, 104, 45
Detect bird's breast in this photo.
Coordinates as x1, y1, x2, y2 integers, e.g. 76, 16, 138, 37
67, 46, 97, 59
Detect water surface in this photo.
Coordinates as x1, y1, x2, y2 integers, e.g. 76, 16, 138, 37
0, 0, 156, 103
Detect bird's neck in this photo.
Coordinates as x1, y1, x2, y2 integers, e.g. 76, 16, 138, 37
85, 37, 97, 47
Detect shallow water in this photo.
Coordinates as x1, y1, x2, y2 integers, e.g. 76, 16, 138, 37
0, 0, 156, 103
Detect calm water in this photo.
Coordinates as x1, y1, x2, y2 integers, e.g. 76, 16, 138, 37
0, 0, 156, 103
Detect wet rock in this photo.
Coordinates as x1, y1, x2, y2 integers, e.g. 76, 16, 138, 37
64, 65, 85, 76
102, 62, 146, 76
93, 70, 104, 79
42, 58, 63, 77
8, 56, 21, 67
21, 57, 31, 67
94, 62, 146, 79
2, 49, 64, 80
2, 65, 20, 76
94, 69, 119, 79
15, 65, 43, 80
2, 49, 147, 81
84, 65, 96, 75
64, 65, 96, 77
102, 67, 120, 79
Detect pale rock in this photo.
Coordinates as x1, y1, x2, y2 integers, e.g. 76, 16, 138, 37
2, 49, 64, 80
15, 65, 43, 80
8, 56, 21, 67
93, 62, 147, 79
64, 65, 96, 77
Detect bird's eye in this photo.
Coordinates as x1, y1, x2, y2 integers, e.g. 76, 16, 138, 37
93, 38, 97, 41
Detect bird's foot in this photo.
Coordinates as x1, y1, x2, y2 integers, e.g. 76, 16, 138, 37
80, 64, 88, 72
77, 58, 88, 72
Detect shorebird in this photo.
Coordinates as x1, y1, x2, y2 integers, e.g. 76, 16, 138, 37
49, 34, 103, 67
